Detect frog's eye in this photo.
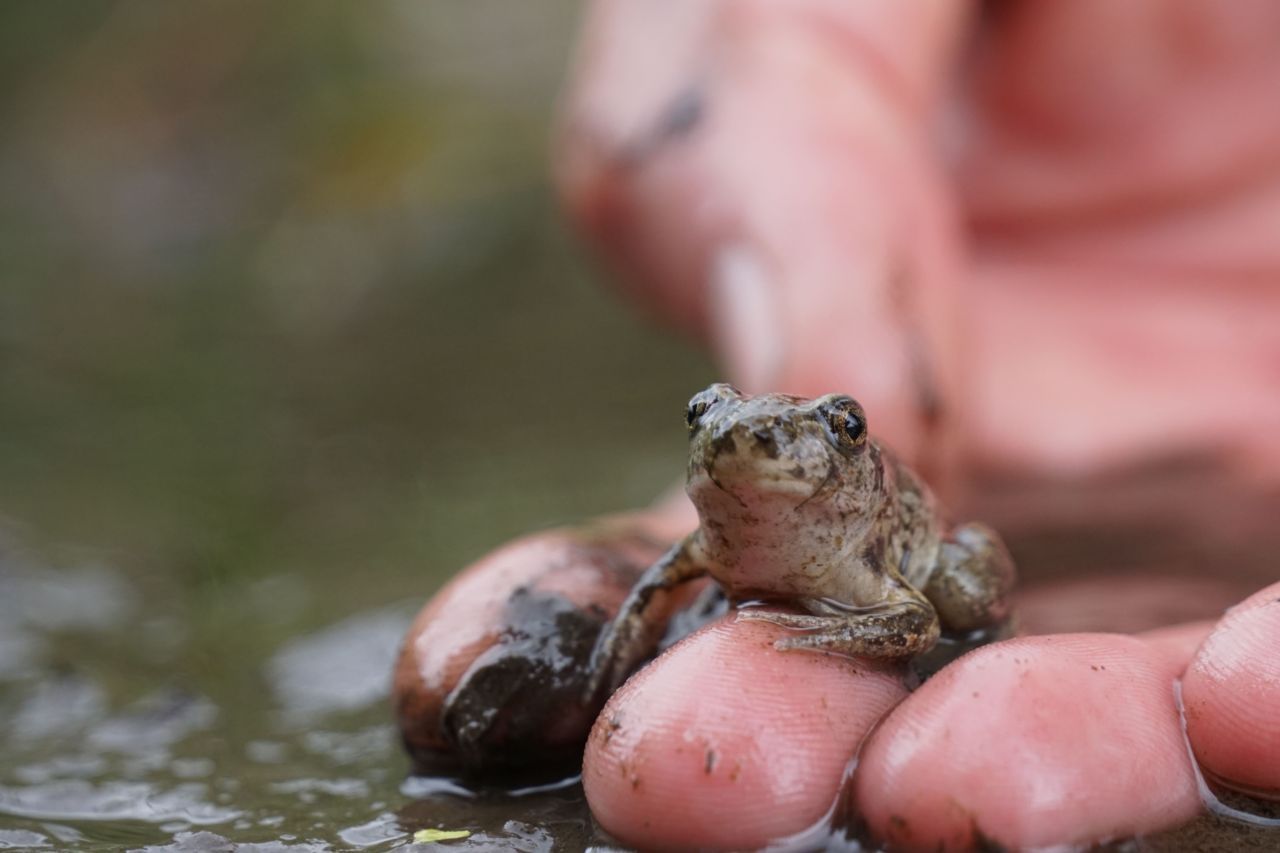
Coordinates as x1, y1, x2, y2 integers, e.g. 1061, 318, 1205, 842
686, 399, 711, 431
839, 410, 867, 444
820, 398, 867, 449
686, 383, 738, 432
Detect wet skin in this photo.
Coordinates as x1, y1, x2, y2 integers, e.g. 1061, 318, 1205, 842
589, 383, 1015, 698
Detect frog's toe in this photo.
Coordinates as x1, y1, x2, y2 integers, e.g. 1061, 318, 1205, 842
771, 632, 885, 657
770, 617, 940, 658
771, 632, 864, 654
772, 636, 809, 652
735, 609, 827, 630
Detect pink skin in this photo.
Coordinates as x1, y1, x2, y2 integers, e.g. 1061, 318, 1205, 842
582, 607, 1277, 851
1183, 582, 1280, 795
584, 618, 907, 850
547, 0, 1280, 849
854, 635, 1201, 850
559, 0, 1280, 480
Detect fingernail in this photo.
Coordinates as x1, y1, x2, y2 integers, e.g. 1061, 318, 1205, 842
710, 246, 785, 392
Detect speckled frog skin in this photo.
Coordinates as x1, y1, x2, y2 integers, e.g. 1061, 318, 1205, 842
588, 383, 1016, 697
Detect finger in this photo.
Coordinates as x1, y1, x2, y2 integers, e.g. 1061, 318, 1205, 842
1182, 581, 1280, 795
583, 615, 907, 851
1139, 620, 1215, 674
557, 0, 971, 470
393, 510, 687, 772
855, 634, 1200, 850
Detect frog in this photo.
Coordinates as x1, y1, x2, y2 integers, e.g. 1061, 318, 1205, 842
587, 383, 1016, 698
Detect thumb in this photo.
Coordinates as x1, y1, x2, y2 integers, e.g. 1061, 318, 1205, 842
557, 0, 972, 476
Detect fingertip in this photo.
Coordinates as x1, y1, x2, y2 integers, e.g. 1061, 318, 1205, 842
394, 521, 671, 772
556, 2, 967, 474
1138, 620, 1216, 676
855, 635, 1200, 851
583, 615, 907, 851
1183, 582, 1280, 795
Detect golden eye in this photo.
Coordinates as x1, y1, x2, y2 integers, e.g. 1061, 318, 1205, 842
839, 409, 866, 443
820, 398, 867, 448
686, 400, 710, 430
686, 383, 739, 432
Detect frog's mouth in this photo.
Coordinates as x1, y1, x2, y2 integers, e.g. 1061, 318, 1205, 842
691, 446, 836, 507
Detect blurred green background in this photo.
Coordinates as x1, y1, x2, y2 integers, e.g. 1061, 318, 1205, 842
0, 3, 709, 849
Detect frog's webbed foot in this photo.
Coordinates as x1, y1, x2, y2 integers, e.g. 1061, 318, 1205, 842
924, 521, 1016, 633
741, 599, 940, 659
585, 534, 706, 703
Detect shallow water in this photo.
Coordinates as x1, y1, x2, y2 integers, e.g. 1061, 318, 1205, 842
0, 535, 630, 850
4, 516, 1276, 851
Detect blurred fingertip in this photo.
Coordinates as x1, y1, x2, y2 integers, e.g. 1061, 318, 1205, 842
709, 245, 785, 393
1183, 582, 1280, 795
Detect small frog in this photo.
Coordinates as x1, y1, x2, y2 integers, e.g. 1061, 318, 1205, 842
588, 383, 1016, 697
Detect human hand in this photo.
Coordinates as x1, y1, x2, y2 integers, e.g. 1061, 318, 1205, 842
548, 0, 1280, 848
557, 0, 1280, 481
395, 2, 1280, 849
580, 582, 1280, 850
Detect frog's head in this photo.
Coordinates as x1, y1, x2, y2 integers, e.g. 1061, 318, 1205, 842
683, 383, 885, 523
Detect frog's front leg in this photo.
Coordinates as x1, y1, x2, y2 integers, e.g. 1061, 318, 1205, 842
737, 592, 940, 658
923, 521, 1016, 632
586, 533, 708, 700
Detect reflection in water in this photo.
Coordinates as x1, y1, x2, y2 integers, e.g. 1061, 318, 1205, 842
268, 606, 414, 719
0, 563, 135, 633
10, 677, 105, 742
135, 832, 329, 852
0, 534, 421, 847
0, 528, 612, 848
0, 828, 52, 849
89, 691, 218, 754
0, 780, 239, 826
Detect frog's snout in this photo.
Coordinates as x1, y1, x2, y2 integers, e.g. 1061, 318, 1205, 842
703, 419, 827, 483
749, 427, 779, 459
689, 413, 833, 509
707, 420, 782, 463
